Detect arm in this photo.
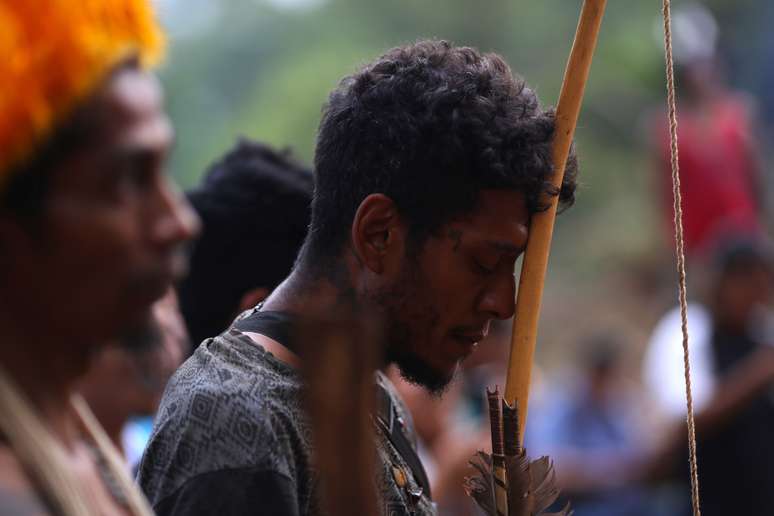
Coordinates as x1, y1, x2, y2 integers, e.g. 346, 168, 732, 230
153, 468, 302, 516
545, 347, 774, 492
641, 345, 774, 482
693, 346, 774, 433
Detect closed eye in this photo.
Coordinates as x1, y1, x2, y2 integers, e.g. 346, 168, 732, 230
107, 150, 159, 196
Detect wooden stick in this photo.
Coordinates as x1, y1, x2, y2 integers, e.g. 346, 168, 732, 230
501, 399, 520, 458
504, 0, 607, 443
487, 388, 508, 516
298, 314, 379, 516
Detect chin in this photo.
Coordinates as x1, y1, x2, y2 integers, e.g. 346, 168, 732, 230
391, 351, 458, 397
117, 311, 161, 352
129, 263, 180, 307
112, 301, 154, 339
137, 276, 173, 306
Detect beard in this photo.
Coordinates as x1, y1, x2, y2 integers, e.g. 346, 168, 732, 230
385, 342, 458, 397
375, 258, 458, 396
116, 310, 163, 354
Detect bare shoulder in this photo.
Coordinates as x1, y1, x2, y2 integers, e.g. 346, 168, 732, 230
0, 444, 51, 516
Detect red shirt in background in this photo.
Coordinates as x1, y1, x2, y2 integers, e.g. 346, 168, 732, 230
657, 96, 762, 257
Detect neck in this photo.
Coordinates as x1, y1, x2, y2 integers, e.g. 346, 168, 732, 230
77, 388, 128, 455
263, 257, 389, 371
263, 260, 356, 317
0, 311, 93, 449
263, 261, 385, 390
99, 419, 126, 456
688, 86, 722, 110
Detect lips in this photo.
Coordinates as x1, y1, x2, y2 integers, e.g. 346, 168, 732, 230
449, 333, 485, 362
451, 324, 488, 344
453, 333, 485, 345
131, 252, 188, 306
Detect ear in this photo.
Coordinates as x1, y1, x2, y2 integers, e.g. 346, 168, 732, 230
238, 287, 271, 312
351, 194, 404, 275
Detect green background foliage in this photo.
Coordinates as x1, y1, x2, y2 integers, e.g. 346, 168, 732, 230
156, 0, 772, 361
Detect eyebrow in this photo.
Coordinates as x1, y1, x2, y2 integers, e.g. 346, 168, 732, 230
112, 130, 173, 161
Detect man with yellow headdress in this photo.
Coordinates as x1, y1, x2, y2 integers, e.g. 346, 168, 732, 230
0, 1, 199, 514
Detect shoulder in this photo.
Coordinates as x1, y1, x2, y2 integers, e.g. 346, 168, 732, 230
138, 333, 312, 506
721, 92, 757, 119
643, 303, 715, 416
155, 330, 304, 431
0, 445, 51, 515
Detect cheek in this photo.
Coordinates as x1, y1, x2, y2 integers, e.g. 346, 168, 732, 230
406, 259, 475, 360
49, 200, 143, 275
40, 202, 149, 327
420, 250, 480, 321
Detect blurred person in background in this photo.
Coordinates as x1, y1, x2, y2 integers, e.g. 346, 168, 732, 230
528, 335, 653, 516
644, 237, 774, 515
79, 289, 190, 471
178, 138, 313, 348
0, 1, 198, 514
139, 40, 577, 516
651, 2, 766, 259
388, 318, 516, 516
532, 238, 774, 515
388, 369, 489, 516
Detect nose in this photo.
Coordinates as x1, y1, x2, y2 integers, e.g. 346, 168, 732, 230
150, 177, 201, 247
477, 273, 516, 320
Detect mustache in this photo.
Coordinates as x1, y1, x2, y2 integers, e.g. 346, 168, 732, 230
450, 322, 490, 336
127, 247, 190, 298
117, 313, 163, 353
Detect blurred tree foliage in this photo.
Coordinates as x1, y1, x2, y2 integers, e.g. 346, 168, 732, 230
156, 0, 772, 294
158, 0, 666, 180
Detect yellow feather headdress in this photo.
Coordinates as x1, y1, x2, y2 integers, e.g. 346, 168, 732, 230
0, 0, 165, 191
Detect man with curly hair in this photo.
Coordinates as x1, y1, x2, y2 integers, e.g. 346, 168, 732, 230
139, 40, 577, 515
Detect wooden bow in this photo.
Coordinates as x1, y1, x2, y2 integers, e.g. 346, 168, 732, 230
503, 0, 607, 444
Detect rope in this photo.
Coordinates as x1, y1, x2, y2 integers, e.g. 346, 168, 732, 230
661, 1, 702, 515
72, 395, 155, 516
0, 365, 94, 516
0, 364, 153, 516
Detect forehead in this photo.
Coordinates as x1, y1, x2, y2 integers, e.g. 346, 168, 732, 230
92, 67, 169, 147
455, 189, 530, 250
47, 67, 171, 192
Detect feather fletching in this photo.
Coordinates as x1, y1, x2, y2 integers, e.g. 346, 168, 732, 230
465, 449, 572, 516
466, 389, 572, 516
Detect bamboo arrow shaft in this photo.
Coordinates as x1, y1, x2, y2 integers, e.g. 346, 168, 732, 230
504, 0, 607, 442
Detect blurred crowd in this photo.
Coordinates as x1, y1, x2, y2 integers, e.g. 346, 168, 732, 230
2, 1, 774, 515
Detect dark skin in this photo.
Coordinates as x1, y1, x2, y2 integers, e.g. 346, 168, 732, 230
0, 66, 199, 514
712, 263, 772, 332
259, 189, 529, 393
78, 289, 190, 454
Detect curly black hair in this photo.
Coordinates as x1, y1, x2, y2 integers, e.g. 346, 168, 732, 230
304, 39, 577, 265
179, 139, 313, 346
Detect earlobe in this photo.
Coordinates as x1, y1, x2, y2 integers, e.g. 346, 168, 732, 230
351, 193, 402, 275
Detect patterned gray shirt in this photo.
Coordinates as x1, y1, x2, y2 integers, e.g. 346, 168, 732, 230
137, 319, 437, 516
